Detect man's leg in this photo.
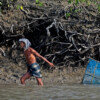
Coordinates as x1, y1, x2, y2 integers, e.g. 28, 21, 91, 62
20, 72, 31, 84
36, 77, 43, 86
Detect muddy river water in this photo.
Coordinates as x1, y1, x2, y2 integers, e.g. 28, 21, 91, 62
0, 83, 100, 100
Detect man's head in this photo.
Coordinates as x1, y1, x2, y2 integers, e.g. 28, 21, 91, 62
19, 38, 31, 50
19, 41, 25, 49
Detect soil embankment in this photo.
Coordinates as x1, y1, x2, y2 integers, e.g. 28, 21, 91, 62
0, 55, 85, 84
0, 0, 100, 84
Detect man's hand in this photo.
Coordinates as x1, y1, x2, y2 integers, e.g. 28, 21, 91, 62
49, 63, 54, 67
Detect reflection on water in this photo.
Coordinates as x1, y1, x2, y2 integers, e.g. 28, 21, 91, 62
0, 83, 100, 100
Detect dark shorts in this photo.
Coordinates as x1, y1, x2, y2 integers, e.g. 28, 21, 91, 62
27, 63, 42, 78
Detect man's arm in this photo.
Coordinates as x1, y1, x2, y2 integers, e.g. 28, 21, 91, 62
31, 48, 54, 67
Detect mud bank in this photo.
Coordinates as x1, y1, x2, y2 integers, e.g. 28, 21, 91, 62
0, 56, 85, 84
1, 0, 96, 85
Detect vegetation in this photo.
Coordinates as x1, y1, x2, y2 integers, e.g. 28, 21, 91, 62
65, 0, 100, 18
0, 0, 44, 12
1, 0, 100, 68
0, 0, 99, 14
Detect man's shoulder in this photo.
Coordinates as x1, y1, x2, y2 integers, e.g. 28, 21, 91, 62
28, 47, 35, 51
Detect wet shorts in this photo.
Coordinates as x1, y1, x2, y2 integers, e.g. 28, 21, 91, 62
27, 63, 42, 78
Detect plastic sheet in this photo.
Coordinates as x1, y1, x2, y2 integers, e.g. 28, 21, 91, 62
82, 58, 100, 84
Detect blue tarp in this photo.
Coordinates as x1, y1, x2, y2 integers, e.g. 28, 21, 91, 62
82, 58, 100, 84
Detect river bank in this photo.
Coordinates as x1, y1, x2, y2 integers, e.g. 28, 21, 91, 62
0, 56, 85, 85
1, 0, 99, 85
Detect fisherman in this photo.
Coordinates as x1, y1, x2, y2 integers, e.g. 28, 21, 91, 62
19, 38, 54, 86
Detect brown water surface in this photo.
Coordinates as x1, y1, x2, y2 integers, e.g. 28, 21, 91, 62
0, 83, 100, 100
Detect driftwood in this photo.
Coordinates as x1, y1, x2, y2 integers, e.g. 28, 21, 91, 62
0, 1, 100, 68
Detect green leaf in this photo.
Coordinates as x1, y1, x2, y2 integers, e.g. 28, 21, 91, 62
0, 8, 2, 12
0, 2, 2, 6
75, 0, 79, 5
87, 1, 91, 6
8, 4, 10, 7
16, 5, 20, 10
98, 5, 100, 13
68, 0, 72, 4
65, 13, 71, 19
36, 0, 39, 4
75, 9, 78, 13
38, 2, 43, 7
70, 7, 73, 12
